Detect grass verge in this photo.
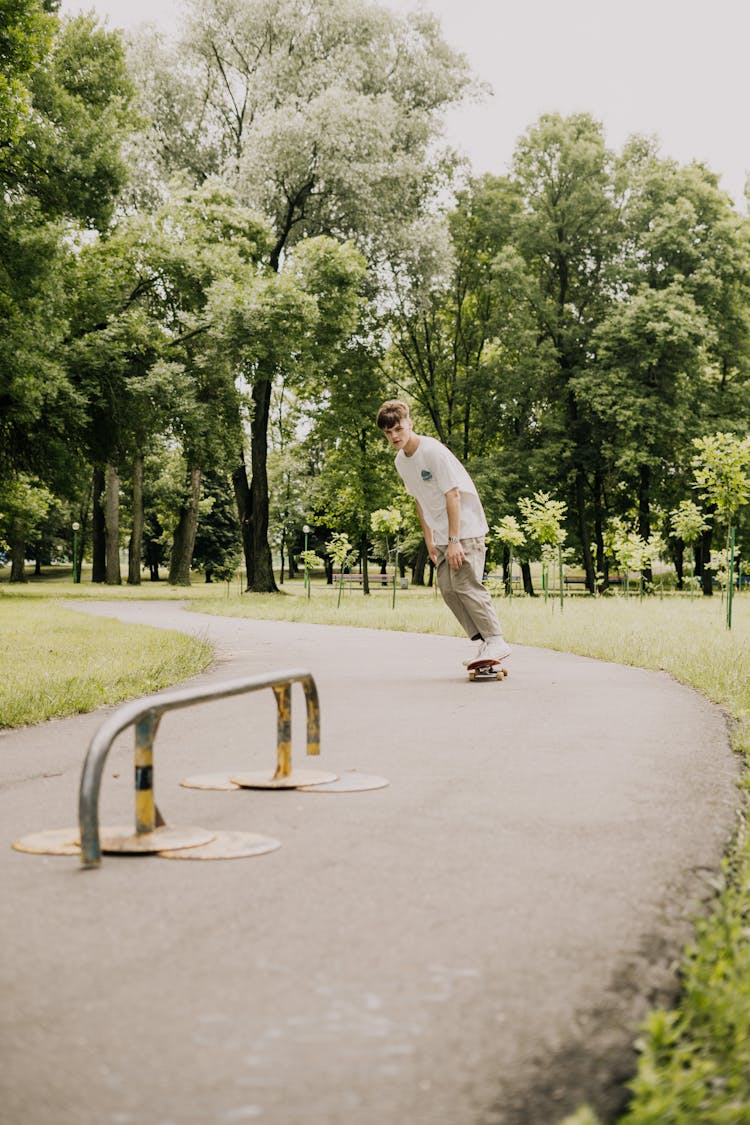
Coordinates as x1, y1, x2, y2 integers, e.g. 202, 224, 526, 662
0, 596, 213, 727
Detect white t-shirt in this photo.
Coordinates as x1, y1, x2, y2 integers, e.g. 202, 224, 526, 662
395, 435, 488, 545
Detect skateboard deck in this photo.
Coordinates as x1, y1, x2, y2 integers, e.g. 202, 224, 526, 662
467, 659, 509, 682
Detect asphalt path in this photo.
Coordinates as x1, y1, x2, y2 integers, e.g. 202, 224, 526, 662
0, 600, 741, 1125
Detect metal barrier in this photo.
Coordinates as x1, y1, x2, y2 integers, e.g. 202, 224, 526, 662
78, 668, 320, 868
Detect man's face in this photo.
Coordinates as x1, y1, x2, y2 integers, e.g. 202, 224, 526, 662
383, 417, 413, 451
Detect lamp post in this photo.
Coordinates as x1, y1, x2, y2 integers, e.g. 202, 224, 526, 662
303, 525, 311, 598
72, 522, 80, 584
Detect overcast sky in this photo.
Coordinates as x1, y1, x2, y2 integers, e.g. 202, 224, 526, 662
59, 0, 750, 210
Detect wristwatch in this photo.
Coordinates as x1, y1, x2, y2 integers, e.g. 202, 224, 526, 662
447, 536, 460, 543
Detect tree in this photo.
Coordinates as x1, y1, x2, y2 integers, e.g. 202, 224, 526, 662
305, 321, 394, 594
493, 515, 526, 597
130, 0, 473, 590
669, 499, 709, 594
1, 12, 136, 580
519, 492, 567, 606
386, 177, 544, 465
503, 114, 620, 592
191, 469, 242, 582
370, 507, 403, 607
326, 530, 358, 607
13, 14, 135, 228
587, 285, 707, 585
212, 235, 367, 590
69, 180, 270, 585
0, 0, 57, 164
0, 473, 54, 582
584, 148, 750, 587
691, 431, 750, 623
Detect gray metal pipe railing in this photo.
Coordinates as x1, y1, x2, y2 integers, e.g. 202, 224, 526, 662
78, 669, 320, 868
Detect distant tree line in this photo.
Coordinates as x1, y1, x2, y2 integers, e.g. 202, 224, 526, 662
2, 0, 748, 592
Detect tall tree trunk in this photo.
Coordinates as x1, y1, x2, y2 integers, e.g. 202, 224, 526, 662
593, 469, 607, 590
673, 540, 684, 590
501, 546, 511, 596
104, 462, 121, 586
145, 535, 162, 580
128, 452, 144, 586
168, 465, 201, 586
360, 535, 370, 595
564, 381, 595, 593
9, 536, 27, 582
248, 376, 278, 593
574, 467, 596, 593
637, 463, 653, 588
521, 560, 535, 596
232, 454, 253, 589
412, 539, 428, 586
699, 526, 714, 596
91, 466, 106, 582
278, 528, 286, 584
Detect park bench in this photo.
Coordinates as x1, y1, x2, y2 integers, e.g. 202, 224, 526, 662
335, 573, 407, 588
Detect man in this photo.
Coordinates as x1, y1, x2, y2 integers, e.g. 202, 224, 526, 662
376, 399, 511, 669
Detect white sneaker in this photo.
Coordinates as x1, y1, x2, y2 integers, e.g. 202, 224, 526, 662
482, 636, 511, 664
462, 640, 485, 667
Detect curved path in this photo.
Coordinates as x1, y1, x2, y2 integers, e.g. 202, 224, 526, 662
0, 601, 741, 1125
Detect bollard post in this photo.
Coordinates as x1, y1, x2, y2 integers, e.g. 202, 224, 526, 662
303, 675, 320, 757
135, 711, 160, 835
272, 683, 293, 779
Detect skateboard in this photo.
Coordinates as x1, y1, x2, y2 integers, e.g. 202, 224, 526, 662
467, 659, 509, 682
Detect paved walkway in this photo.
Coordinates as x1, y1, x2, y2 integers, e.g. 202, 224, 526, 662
0, 601, 741, 1125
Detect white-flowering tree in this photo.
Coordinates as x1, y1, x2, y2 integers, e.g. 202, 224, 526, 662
326, 531, 358, 607
493, 515, 526, 597
519, 492, 567, 606
669, 499, 710, 597
692, 432, 750, 627
371, 507, 404, 609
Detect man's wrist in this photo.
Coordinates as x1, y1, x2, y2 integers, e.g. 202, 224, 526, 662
447, 536, 460, 544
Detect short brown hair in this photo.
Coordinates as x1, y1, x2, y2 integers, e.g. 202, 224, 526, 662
376, 400, 410, 430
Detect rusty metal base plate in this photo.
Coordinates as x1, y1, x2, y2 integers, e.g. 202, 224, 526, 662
99, 825, 215, 854
298, 771, 390, 793
231, 768, 338, 790
158, 830, 281, 860
180, 773, 240, 791
12, 827, 81, 855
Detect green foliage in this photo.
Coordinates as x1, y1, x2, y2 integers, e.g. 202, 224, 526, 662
191, 470, 242, 582
326, 529, 358, 606
299, 549, 322, 572
3, 0, 750, 614
669, 500, 709, 545
605, 518, 665, 587
172, 0, 472, 257
519, 492, 567, 549
370, 507, 403, 537
19, 14, 136, 228
0, 472, 54, 548
692, 432, 750, 524
326, 531, 357, 571
0, 0, 56, 156
493, 515, 526, 550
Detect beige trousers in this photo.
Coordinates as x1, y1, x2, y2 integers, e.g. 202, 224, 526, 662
434, 536, 502, 641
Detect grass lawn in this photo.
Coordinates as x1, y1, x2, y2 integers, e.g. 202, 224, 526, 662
2, 571, 749, 1121
0, 593, 213, 727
